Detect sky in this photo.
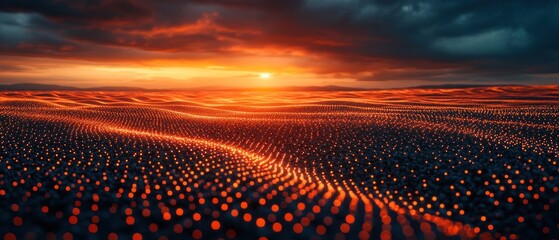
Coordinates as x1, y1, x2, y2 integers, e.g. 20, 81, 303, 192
1, 0, 558, 89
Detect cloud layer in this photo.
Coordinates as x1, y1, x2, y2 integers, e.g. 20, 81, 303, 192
1, 0, 558, 85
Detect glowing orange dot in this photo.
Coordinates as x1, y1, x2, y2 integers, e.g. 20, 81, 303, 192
333, 200, 341, 207
211, 220, 221, 230
381, 231, 391, 240
381, 216, 391, 224
176, 208, 184, 216
272, 222, 282, 232
340, 223, 350, 233
345, 215, 355, 224
126, 216, 135, 225
163, 212, 171, 221
108, 233, 118, 240
132, 233, 142, 240
256, 218, 266, 228
312, 205, 321, 214
316, 225, 326, 235
293, 223, 303, 234
142, 209, 151, 217
243, 213, 252, 222
69, 216, 78, 225
221, 204, 228, 211
88, 224, 98, 233
284, 213, 293, 222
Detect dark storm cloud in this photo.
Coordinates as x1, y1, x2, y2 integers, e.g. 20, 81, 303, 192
0, 0, 151, 24
1, 0, 558, 83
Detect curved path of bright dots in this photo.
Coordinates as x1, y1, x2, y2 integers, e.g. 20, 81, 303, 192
2, 107, 475, 239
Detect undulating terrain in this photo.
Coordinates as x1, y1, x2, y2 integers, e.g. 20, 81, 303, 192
1, 86, 558, 240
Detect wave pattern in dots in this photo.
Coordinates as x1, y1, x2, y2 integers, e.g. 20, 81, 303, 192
0, 86, 559, 240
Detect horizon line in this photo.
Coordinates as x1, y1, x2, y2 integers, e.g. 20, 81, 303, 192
0, 82, 544, 92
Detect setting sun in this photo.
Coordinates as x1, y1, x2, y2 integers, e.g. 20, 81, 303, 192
259, 73, 272, 79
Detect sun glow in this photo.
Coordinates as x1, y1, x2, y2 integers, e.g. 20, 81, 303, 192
259, 73, 272, 79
